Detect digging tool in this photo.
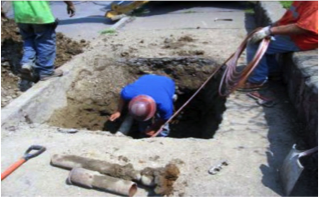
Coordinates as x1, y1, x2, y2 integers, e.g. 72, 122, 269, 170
1, 145, 46, 181
280, 144, 318, 196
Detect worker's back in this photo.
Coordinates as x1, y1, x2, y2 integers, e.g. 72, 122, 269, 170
13, 1, 55, 24
121, 74, 175, 120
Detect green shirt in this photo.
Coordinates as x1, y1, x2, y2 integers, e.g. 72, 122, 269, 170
13, 1, 55, 24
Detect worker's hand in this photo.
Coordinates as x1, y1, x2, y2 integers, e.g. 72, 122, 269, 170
109, 112, 121, 121
250, 26, 272, 43
66, 4, 75, 17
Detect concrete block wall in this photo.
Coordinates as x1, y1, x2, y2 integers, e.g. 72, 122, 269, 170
254, 2, 318, 147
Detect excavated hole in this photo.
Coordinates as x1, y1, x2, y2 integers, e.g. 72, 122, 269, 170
48, 57, 226, 139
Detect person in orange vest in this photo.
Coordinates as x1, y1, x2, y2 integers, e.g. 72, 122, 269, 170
239, 1, 318, 91
10, 1, 75, 91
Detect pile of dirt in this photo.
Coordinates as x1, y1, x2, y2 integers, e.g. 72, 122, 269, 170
1, 61, 21, 107
55, 33, 89, 68
1, 19, 90, 107
1, 19, 23, 107
178, 35, 195, 42
141, 164, 180, 196
162, 35, 196, 50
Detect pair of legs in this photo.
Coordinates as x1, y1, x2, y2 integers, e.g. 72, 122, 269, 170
246, 35, 301, 84
118, 114, 170, 137
18, 22, 57, 81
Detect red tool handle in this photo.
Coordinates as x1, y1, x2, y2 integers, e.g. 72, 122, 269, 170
1, 145, 46, 181
1, 158, 26, 180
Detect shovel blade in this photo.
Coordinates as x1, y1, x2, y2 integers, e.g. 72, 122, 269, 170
280, 145, 304, 196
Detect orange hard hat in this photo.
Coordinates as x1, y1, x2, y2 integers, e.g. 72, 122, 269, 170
128, 95, 156, 121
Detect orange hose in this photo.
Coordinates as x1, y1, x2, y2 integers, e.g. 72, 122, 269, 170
1, 158, 26, 181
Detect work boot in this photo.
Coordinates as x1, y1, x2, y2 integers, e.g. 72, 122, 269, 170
20, 63, 33, 74
19, 70, 39, 83
40, 69, 63, 81
18, 79, 34, 92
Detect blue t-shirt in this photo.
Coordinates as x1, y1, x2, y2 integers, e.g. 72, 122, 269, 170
121, 74, 175, 120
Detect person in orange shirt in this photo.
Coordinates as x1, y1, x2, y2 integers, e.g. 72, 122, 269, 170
239, 1, 318, 91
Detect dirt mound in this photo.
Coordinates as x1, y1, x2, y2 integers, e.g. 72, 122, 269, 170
1, 19, 24, 107
178, 35, 195, 42
55, 33, 89, 68
162, 35, 196, 50
1, 19, 89, 107
141, 163, 180, 196
1, 63, 21, 107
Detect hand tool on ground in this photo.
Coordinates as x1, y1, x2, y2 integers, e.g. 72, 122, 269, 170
280, 144, 318, 196
1, 145, 46, 181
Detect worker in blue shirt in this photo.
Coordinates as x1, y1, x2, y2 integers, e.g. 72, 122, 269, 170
109, 74, 176, 137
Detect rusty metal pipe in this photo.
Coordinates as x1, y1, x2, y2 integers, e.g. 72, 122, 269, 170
68, 168, 137, 197
51, 154, 141, 181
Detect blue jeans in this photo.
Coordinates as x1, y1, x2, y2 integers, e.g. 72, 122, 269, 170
246, 35, 300, 83
18, 23, 56, 78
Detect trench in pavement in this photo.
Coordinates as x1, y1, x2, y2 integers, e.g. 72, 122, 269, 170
48, 57, 226, 139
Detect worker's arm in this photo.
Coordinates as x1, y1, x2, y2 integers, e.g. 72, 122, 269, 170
250, 23, 309, 43
109, 97, 125, 121
144, 119, 167, 137
64, 1, 75, 17
270, 23, 309, 35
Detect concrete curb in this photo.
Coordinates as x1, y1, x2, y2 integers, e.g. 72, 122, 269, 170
1, 16, 135, 128
255, 2, 318, 146
1, 61, 78, 128
1, 47, 98, 128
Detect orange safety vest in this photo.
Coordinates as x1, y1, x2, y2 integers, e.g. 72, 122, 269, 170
277, 1, 318, 50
